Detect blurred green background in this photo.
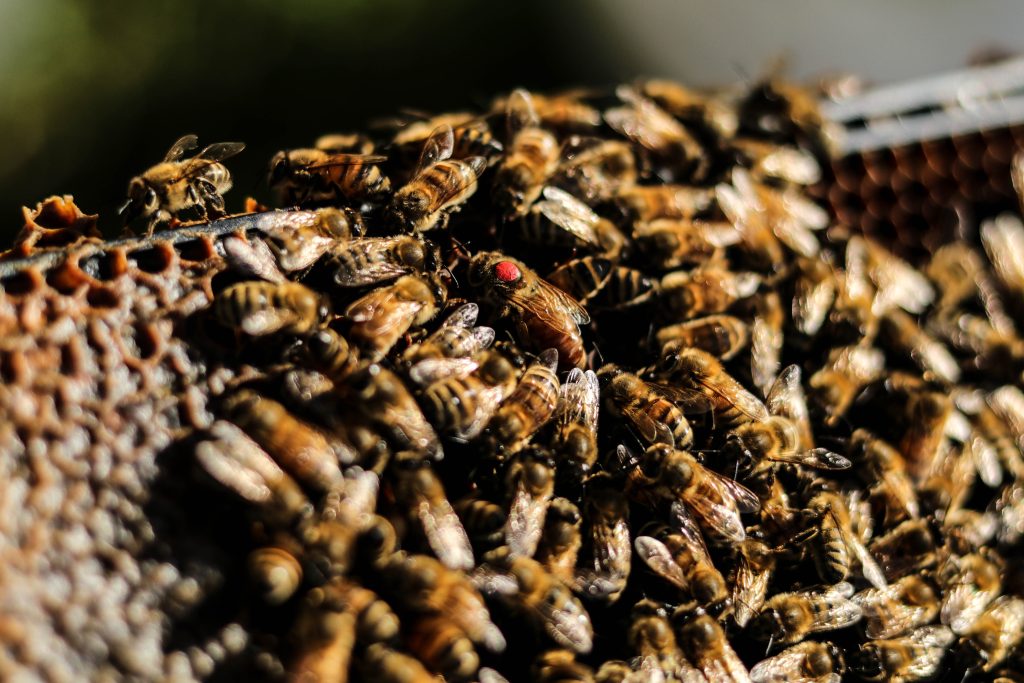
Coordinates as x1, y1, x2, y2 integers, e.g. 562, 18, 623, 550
0, 0, 638, 240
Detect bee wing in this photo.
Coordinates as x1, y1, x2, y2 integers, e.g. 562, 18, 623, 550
620, 403, 676, 445
238, 308, 299, 337
223, 235, 285, 283
771, 215, 820, 258
532, 588, 594, 654
847, 536, 888, 589
703, 466, 761, 514
305, 153, 388, 170
163, 134, 199, 162
766, 365, 810, 426
508, 276, 591, 326
792, 271, 835, 336
646, 383, 714, 416
454, 383, 512, 442
408, 357, 479, 386
634, 536, 689, 591
869, 247, 935, 315
506, 88, 540, 135
591, 515, 631, 587
699, 221, 745, 248
749, 645, 814, 683
968, 433, 1004, 488
418, 498, 475, 571
478, 668, 511, 683
726, 272, 763, 299
346, 292, 423, 339
903, 627, 955, 679
341, 467, 380, 518
807, 582, 861, 632
771, 448, 852, 470
940, 578, 998, 634
682, 491, 747, 543
694, 641, 752, 683
669, 500, 712, 560
536, 186, 603, 246
439, 302, 479, 331
699, 373, 771, 423
334, 260, 414, 287
414, 124, 455, 177
558, 368, 600, 434
194, 141, 246, 163
758, 147, 822, 185
854, 587, 927, 639
196, 422, 283, 504
732, 556, 772, 628
751, 316, 783, 398
506, 483, 552, 559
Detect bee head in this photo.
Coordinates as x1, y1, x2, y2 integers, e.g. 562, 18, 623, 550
121, 177, 158, 224
267, 151, 292, 187
847, 643, 886, 681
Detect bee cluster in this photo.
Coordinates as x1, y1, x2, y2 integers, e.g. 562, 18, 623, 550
2, 78, 1024, 683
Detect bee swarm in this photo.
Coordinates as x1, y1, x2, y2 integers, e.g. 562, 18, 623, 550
2, 80, 1024, 683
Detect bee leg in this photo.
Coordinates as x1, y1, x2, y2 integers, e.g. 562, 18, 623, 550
197, 179, 226, 218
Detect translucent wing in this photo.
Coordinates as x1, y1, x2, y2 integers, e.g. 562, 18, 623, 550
809, 582, 862, 632
620, 402, 677, 445
507, 88, 540, 135
682, 489, 747, 543
557, 368, 600, 435
536, 186, 603, 246
704, 466, 761, 514
634, 536, 689, 592
239, 308, 300, 337
669, 500, 712, 560
848, 536, 888, 589
506, 484, 552, 559
163, 134, 199, 162
646, 383, 714, 416
507, 275, 591, 326
414, 124, 455, 177
771, 214, 820, 258
732, 551, 772, 628
452, 383, 512, 441
591, 514, 631, 588
758, 147, 822, 185
902, 627, 956, 680
771, 448, 851, 470
751, 315, 782, 397
418, 498, 475, 571
766, 365, 813, 446
750, 644, 817, 683
696, 373, 770, 423
345, 290, 423, 338
853, 583, 934, 639
408, 357, 479, 386
194, 141, 246, 163
439, 302, 479, 331
792, 267, 835, 336
531, 589, 593, 654
306, 153, 388, 170
332, 238, 421, 287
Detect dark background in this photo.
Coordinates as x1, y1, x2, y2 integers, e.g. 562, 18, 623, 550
3, 0, 1023, 242
0, 0, 644, 240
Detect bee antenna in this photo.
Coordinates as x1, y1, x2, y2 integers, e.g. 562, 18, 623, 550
444, 265, 460, 288
591, 342, 604, 365
764, 633, 774, 656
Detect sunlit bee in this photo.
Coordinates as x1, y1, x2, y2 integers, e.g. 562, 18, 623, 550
487, 349, 560, 453
750, 582, 862, 646
656, 315, 749, 361
389, 124, 486, 232
749, 641, 844, 683
849, 626, 955, 683
675, 612, 751, 683
552, 369, 601, 473
660, 266, 761, 320
523, 185, 628, 259
494, 89, 561, 218
345, 273, 446, 362
122, 134, 244, 234
268, 148, 390, 205
214, 281, 329, 337
853, 575, 941, 640
633, 217, 741, 270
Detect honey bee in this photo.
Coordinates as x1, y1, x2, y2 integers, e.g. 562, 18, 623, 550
313, 131, 375, 155
533, 649, 596, 683
881, 310, 961, 386
616, 185, 715, 225
577, 472, 631, 602
750, 582, 862, 646
937, 551, 1002, 635
121, 134, 244, 233
390, 455, 474, 571
390, 112, 503, 166
345, 363, 443, 460
606, 86, 708, 181
731, 536, 780, 629
856, 236, 935, 317
328, 235, 439, 288
791, 256, 836, 337
494, 89, 561, 218
214, 280, 329, 339
868, 519, 938, 582
420, 350, 518, 441
301, 327, 359, 383
926, 242, 987, 310
345, 273, 447, 362
476, 550, 593, 654
848, 429, 920, 525
546, 256, 614, 305
594, 660, 634, 683
555, 136, 637, 205
486, 349, 560, 452
268, 148, 390, 205
849, 625, 954, 683
960, 596, 1024, 672
898, 390, 953, 483
552, 369, 600, 473
194, 420, 311, 527
727, 416, 850, 478
981, 214, 1024, 300
222, 389, 345, 492
403, 303, 496, 386
852, 575, 941, 640
809, 344, 886, 426
492, 89, 603, 133
652, 347, 769, 429
637, 445, 760, 543
634, 506, 729, 609
454, 496, 507, 556
660, 265, 762, 320
750, 291, 785, 396
382, 552, 506, 653
803, 488, 887, 589
655, 315, 749, 361
523, 186, 628, 258
738, 78, 841, 152
469, 252, 590, 370
732, 138, 823, 186
598, 366, 694, 448
389, 124, 487, 232
675, 612, 751, 683
591, 266, 659, 311
504, 449, 556, 558
638, 78, 738, 138
996, 482, 1024, 545
248, 544, 303, 605
633, 218, 742, 270
403, 613, 480, 680
764, 365, 815, 451
359, 643, 437, 683
749, 641, 844, 683
291, 578, 400, 682
536, 497, 583, 584
627, 600, 683, 679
